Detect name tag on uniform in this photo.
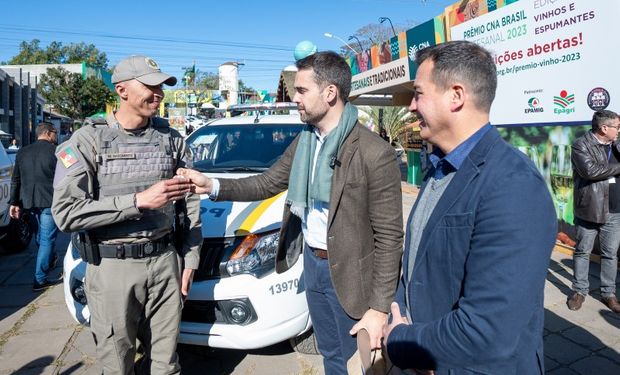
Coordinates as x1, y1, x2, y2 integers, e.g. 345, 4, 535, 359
106, 153, 136, 160
609, 177, 616, 184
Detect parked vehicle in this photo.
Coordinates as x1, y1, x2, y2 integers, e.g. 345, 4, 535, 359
63, 103, 319, 354
0, 143, 34, 255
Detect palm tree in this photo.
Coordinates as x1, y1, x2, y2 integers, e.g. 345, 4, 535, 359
357, 105, 415, 144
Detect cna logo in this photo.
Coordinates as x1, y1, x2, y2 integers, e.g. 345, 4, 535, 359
408, 41, 431, 61
553, 90, 575, 115
525, 97, 544, 114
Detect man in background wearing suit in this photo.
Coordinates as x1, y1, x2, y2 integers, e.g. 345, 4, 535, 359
383, 40, 557, 374
10, 122, 60, 291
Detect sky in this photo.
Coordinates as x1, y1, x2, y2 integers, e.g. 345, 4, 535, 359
0, 0, 457, 92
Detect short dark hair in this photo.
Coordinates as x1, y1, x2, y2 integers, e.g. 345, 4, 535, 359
295, 51, 352, 102
36, 122, 56, 138
416, 40, 497, 112
592, 109, 619, 132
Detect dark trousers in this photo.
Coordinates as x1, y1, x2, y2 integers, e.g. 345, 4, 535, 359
303, 245, 357, 375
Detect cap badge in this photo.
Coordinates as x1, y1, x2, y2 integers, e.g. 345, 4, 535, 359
145, 57, 159, 70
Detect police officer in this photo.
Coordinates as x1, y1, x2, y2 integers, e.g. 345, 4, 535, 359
52, 55, 202, 374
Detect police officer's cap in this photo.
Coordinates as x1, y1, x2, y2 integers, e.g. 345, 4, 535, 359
112, 55, 177, 86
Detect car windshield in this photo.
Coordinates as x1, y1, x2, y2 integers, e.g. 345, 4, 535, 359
186, 124, 302, 172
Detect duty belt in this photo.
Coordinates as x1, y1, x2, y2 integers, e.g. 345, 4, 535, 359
74, 233, 173, 259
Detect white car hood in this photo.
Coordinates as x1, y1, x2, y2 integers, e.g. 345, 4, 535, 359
200, 172, 287, 238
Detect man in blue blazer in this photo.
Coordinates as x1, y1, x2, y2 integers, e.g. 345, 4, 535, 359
383, 40, 557, 374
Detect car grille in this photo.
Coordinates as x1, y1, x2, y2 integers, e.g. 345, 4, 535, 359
182, 298, 257, 325
182, 300, 220, 323
193, 237, 240, 281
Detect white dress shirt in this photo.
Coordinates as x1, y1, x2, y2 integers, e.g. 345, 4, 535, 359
209, 128, 329, 249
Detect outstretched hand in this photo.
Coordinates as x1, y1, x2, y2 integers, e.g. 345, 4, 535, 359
135, 177, 191, 210
176, 168, 213, 194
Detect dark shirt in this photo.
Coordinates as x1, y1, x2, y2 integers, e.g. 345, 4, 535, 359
428, 124, 492, 180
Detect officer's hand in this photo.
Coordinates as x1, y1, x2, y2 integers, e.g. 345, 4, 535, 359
135, 177, 191, 210
176, 168, 213, 194
181, 268, 195, 301
9, 205, 21, 220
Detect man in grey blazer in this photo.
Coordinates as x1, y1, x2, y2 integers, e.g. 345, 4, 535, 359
179, 51, 403, 374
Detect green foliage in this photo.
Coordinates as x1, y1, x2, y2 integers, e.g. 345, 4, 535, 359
239, 79, 255, 94
39, 67, 114, 119
3, 39, 108, 68
79, 77, 114, 118
182, 64, 196, 87
196, 71, 219, 90
358, 106, 413, 142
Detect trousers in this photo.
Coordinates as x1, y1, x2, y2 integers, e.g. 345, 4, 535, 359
304, 245, 357, 375
573, 214, 620, 297
85, 248, 182, 374
31, 207, 59, 284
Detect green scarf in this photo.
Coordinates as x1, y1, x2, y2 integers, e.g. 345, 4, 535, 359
287, 103, 358, 218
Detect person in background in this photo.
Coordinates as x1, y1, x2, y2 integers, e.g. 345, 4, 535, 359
567, 109, 620, 313
178, 51, 403, 374
8, 138, 19, 149
383, 40, 557, 374
10, 122, 59, 291
379, 128, 389, 142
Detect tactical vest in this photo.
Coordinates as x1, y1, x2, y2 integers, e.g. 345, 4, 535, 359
89, 117, 177, 242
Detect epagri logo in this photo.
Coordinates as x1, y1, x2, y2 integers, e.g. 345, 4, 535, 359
553, 90, 575, 115
525, 97, 544, 113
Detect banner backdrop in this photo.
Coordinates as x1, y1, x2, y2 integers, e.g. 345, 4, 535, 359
451, 0, 619, 127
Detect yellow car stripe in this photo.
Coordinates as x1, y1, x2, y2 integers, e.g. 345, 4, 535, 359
235, 191, 286, 235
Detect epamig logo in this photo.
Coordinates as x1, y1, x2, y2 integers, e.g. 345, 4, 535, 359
525, 97, 544, 113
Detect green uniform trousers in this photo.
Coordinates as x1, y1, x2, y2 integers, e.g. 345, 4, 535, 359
85, 248, 182, 374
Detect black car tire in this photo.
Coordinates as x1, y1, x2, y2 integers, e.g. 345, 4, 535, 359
289, 328, 320, 355
0, 212, 34, 255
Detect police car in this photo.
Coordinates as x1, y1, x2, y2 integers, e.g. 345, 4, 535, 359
63, 103, 319, 354
0, 139, 34, 255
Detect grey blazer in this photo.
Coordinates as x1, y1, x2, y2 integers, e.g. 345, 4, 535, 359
218, 122, 403, 318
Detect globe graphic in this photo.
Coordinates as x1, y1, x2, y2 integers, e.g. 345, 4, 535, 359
294, 41, 317, 61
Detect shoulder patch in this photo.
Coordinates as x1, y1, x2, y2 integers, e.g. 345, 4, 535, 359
58, 146, 79, 168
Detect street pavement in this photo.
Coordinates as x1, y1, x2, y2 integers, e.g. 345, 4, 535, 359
0, 183, 619, 374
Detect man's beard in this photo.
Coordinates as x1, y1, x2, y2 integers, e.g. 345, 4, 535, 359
300, 108, 326, 125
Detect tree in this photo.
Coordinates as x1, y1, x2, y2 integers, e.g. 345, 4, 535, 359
79, 77, 114, 117
3, 39, 108, 69
182, 64, 196, 88
196, 71, 219, 90
239, 80, 255, 94
62, 42, 108, 68
39, 67, 114, 119
358, 106, 414, 143
338, 21, 414, 58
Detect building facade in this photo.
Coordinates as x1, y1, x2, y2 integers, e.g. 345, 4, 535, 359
0, 68, 45, 148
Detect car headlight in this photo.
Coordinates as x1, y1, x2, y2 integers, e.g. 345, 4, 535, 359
224, 230, 279, 278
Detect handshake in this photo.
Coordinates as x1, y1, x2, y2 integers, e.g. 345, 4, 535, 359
134, 168, 213, 210
175, 168, 213, 195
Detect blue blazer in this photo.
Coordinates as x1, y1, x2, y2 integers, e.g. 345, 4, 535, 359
387, 127, 557, 374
